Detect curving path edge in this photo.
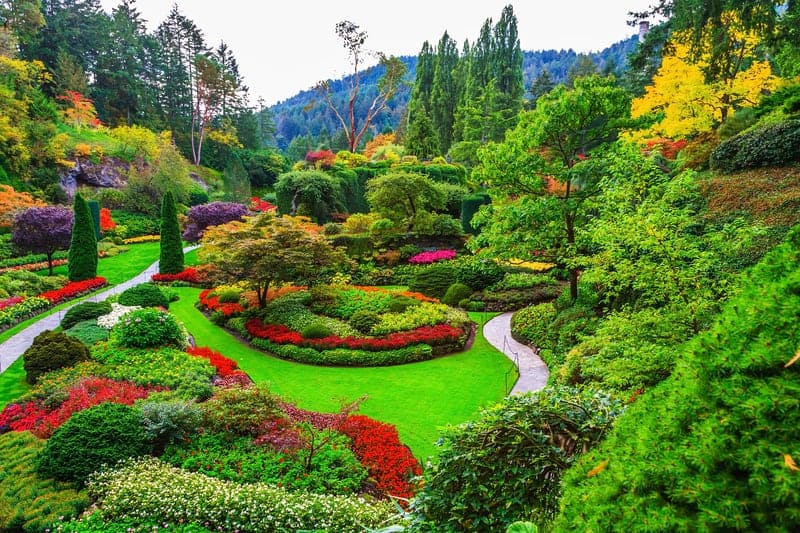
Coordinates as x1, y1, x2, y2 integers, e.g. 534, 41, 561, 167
482, 311, 549, 395
0, 245, 199, 373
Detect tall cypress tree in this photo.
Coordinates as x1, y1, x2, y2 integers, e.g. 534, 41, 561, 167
431, 31, 459, 155
68, 193, 98, 281
159, 191, 184, 274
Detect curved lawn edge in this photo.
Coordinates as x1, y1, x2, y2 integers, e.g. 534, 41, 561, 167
168, 287, 515, 460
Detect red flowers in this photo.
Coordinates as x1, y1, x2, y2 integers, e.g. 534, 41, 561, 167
99, 208, 116, 231
341, 415, 421, 500
0, 296, 24, 310
151, 268, 201, 284
39, 276, 107, 304
186, 346, 242, 378
198, 289, 244, 317
245, 318, 462, 351
250, 197, 277, 212
0, 377, 159, 438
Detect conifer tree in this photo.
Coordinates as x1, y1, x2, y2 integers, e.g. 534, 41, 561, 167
68, 192, 98, 281
159, 190, 184, 275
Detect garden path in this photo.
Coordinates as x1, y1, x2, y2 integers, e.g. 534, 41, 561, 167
482, 312, 549, 394
0, 245, 199, 373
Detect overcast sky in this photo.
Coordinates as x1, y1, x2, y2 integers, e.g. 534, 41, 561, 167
98, 1, 658, 107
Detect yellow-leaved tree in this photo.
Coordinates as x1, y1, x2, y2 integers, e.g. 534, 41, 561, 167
631, 12, 780, 140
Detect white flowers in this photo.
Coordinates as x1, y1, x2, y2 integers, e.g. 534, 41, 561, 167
96, 303, 141, 329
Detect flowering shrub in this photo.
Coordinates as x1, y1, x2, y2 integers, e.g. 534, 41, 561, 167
151, 267, 201, 284
0, 258, 68, 273
186, 345, 241, 377
39, 276, 107, 304
182, 201, 248, 242
99, 208, 116, 231
83, 457, 396, 532
111, 308, 187, 349
341, 415, 421, 500
305, 149, 336, 169
96, 302, 140, 329
0, 296, 50, 329
0, 377, 159, 438
0, 295, 24, 310
198, 287, 245, 317
245, 319, 463, 352
250, 196, 277, 212
408, 249, 457, 264
370, 302, 470, 335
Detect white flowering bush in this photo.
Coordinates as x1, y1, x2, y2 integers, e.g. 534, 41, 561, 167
96, 302, 141, 329
83, 457, 399, 532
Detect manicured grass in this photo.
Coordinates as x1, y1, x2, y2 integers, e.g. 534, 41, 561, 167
0, 359, 27, 409
169, 287, 516, 460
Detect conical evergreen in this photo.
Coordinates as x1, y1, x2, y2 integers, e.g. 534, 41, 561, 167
159, 191, 184, 274
68, 193, 98, 281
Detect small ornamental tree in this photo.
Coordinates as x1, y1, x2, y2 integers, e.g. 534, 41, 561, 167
11, 206, 73, 275
68, 193, 98, 281
182, 201, 248, 242
159, 191, 184, 275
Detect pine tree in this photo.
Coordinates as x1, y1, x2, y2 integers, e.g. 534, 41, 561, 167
431, 32, 459, 155
68, 193, 98, 281
159, 191, 184, 275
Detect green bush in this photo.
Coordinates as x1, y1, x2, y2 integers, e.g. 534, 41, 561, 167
387, 294, 422, 313
118, 282, 169, 309
461, 192, 491, 234
111, 308, 186, 348
65, 319, 111, 346
215, 288, 241, 304
511, 303, 557, 350
349, 309, 380, 334
455, 255, 505, 290
23, 330, 91, 384
709, 119, 800, 172
200, 383, 284, 436
0, 432, 89, 532
441, 282, 473, 307
61, 301, 113, 331
159, 191, 184, 275
411, 387, 624, 530
408, 262, 458, 298
36, 402, 150, 484
301, 321, 333, 339
68, 193, 98, 282
140, 400, 203, 456
111, 211, 159, 238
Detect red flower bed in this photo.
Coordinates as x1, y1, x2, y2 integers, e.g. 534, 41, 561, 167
245, 318, 462, 352
250, 197, 277, 212
0, 296, 24, 310
0, 259, 69, 273
186, 346, 241, 377
198, 289, 244, 317
39, 276, 107, 304
100, 208, 116, 231
341, 415, 421, 500
0, 377, 160, 438
151, 267, 201, 284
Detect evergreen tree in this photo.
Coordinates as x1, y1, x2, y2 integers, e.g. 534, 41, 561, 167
431, 31, 459, 154
404, 102, 438, 159
68, 192, 98, 281
158, 190, 184, 275
529, 68, 555, 106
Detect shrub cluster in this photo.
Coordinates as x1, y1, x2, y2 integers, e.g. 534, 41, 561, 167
118, 282, 169, 309
61, 301, 113, 330
709, 119, 800, 172
23, 330, 90, 384
111, 308, 185, 349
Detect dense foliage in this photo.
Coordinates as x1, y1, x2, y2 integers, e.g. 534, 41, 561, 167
67, 193, 98, 282
23, 330, 90, 384
158, 191, 184, 275
11, 206, 73, 275
182, 202, 249, 242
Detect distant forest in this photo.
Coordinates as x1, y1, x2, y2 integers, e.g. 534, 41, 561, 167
269, 35, 639, 151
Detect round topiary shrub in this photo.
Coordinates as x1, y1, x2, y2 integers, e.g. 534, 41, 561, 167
441, 282, 474, 307
408, 263, 457, 298
301, 321, 333, 339
112, 308, 186, 348
36, 402, 149, 484
349, 309, 380, 334
455, 256, 506, 290
118, 282, 169, 309
23, 330, 90, 384
60, 301, 113, 331
387, 295, 422, 313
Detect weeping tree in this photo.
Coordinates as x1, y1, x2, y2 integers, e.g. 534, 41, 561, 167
159, 191, 184, 275
68, 193, 98, 281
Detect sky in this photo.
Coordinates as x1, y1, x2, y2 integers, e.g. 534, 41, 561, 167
98, 1, 658, 107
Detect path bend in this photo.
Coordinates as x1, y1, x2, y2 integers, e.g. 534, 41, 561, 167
482, 311, 549, 394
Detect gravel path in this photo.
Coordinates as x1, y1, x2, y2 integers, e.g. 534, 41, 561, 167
482, 311, 549, 395
0, 246, 198, 373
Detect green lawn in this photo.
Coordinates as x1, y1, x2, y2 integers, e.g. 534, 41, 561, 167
0, 242, 163, 405
169, 287, 516, 460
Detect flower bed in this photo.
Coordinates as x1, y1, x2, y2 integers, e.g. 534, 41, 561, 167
198, 288, 245, 317
40, 276, 107, 304
186, 345, 243, 378
0, 258, 69, 273
122, 234, 160, 244
0, 295, 24, 310
0, 296, 50, 330
151, 267, 202, 284
408, 249, 457, 264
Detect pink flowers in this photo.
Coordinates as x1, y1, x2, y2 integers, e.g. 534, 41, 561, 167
39, 277, 107, 304
0, 296, 24, 310
408, 249, 456, 264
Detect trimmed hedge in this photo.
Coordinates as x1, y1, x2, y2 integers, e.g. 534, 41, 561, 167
61, 301, 113, 331
709, 119, 800, 172
118, 283, 169, 309
23, 330, 90, 384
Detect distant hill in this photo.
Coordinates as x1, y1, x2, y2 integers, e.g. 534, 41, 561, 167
270, 35, 639, 151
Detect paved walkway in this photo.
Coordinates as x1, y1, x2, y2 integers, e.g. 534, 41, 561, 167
482, 311, 549, 395
0, 246, 199, 373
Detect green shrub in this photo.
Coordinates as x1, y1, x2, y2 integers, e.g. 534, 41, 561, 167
408, 263, 457, 298
511, 303, 557, 351
111, 211, 159, 238
461, 192, 491, 234
83, 457, 395, 532
454, 256, 505, 290
215, 288, 241, 304
65, 319, 111, 346
301, 321, 333, 339
118, 282, 169, 309
349, 309, 380, 334
140, 400, 203, 456
36, 402, 150, 484
387, 294, 422, 313
441, 282, 473, 307
0, 432, 89, 532
23, 330, 91, 384
68, 193, 98, 282
412, 387, 624, 530
187, 184, 209, 206
158, 191, 184, 275
709, 118, 800, 172
250, 337, 435, 366
61, 301, 113, 331
111, 308, 186, 348
201, 384, 284, 436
